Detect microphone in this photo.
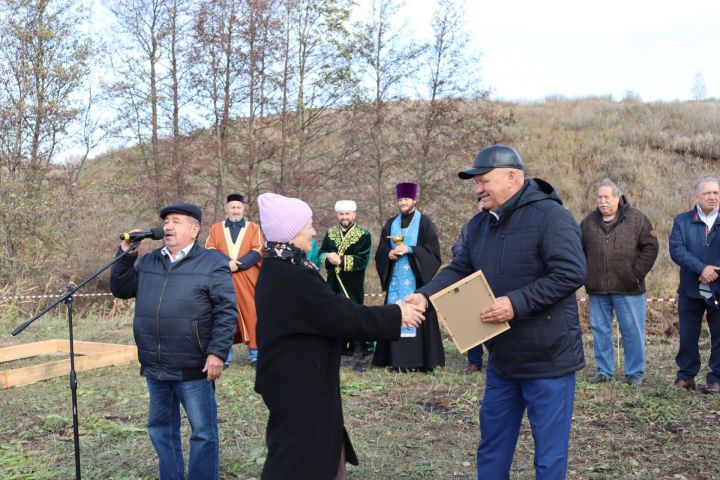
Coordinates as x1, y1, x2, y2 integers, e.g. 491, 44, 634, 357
119, 227, 165, 242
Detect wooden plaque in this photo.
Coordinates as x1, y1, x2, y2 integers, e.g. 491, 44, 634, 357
429, 270, 510, 353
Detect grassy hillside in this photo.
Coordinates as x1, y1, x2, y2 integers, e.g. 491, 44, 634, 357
3, 97, 719, 318
496, 98, 720, 296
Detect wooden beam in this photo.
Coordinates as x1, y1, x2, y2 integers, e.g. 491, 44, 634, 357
0, 339, 61, 362
0, 340, 137, 389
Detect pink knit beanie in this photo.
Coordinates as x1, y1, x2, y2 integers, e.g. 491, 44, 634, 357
257, 193, 313, 243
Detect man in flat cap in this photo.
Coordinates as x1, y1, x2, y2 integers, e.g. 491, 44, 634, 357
407, 145, 586, 479
319, 200, 374, 371
373, 182, 445, 372
110, 202, 237, 479
205, 194, 264, 367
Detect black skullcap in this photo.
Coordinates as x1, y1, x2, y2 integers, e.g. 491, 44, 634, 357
226, 193, 244, 203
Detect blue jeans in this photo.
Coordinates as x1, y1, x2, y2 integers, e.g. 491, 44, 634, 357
225, 346, 234, 366
589, 294, 646, 379
248, 347, 258, 363
676, 293, 720, 384
467, 344, 483, 367
146, 377, 219, 480
477, 367, 576, 480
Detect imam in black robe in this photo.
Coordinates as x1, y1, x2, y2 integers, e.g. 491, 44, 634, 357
254, 254, 401, 480
372, 209, 445, 371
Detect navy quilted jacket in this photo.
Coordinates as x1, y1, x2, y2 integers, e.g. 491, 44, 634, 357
669, 207, 720, 299
110, 243, 237, 381
419, 179, 586, 379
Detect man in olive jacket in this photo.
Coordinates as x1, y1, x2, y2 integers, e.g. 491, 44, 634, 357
581, 179, 659, 385
408, 145, 586, 480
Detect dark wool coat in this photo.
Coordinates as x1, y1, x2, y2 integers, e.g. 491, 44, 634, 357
418, 179, 586, 379
254, 256, 401, 480
110, 244, 237, 381
581, 196, 659, 295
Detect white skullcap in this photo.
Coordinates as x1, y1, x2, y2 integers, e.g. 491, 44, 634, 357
334, 200, 357, 212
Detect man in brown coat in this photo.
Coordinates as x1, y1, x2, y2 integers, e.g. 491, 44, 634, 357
581, 179, 659, 385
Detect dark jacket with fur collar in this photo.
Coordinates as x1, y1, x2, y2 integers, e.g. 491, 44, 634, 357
581, 196, 659, 295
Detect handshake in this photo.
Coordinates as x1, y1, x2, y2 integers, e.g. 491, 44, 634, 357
395, 293, 430, 329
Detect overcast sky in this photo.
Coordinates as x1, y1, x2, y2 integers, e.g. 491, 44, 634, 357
402, 0, 720, 102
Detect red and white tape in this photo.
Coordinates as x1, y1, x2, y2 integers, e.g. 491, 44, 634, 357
576, 296, 676, 304
0, 292, 114, 302
0, 291, 678, 304
365, 294, 678, 304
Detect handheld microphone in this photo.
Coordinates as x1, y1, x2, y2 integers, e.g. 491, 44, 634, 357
119, 227, 165, 242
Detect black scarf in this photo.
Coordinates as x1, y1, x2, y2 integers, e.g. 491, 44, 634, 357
263, 241, 317, 270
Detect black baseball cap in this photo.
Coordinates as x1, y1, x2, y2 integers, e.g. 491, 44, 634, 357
458, 144, 524, 179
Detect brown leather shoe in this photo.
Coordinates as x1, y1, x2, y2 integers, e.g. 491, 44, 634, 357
673, 378, 696, 390
462, 363, 482, 375
702, 381, 720, 394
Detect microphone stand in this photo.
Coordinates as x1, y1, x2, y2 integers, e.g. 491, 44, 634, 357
11, 245, 140, 480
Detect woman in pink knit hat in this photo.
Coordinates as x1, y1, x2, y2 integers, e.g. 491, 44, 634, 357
253, 193, 425, 480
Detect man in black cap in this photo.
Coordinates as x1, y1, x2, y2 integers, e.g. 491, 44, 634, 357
110, 202, 237, 480
406, 145, 586, 479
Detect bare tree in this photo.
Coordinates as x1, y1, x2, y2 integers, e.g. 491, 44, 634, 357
233, 0, 281, 204
108, 0, 168, 210
188, 0, 245, 218
0, 0, 90, 287
274, 0, 360, 199
402, 0, 507, 189
161, 0, 194, 198
354, 0, 425, 225
392, 0, 512, 243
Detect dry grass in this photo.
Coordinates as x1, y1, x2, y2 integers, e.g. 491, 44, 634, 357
1, 310, 719, 479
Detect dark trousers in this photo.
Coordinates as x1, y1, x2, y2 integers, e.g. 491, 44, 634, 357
467, 344, 484, 367
676, 293, 720, 384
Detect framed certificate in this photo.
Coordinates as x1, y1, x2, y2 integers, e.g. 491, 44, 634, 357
429, 269, 510, 353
